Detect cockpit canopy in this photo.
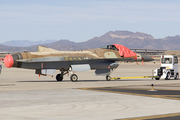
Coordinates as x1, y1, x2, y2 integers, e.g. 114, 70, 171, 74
101, 44, 137, 59
100, 45, 119, 51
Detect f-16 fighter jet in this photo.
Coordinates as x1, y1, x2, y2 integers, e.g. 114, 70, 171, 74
4, 44, 153, 82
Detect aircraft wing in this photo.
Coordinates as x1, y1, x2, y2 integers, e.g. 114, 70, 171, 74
16, 56, 136, 63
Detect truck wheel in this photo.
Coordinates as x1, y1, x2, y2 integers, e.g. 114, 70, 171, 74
165, 72, 170, 80
175, 73, 179, 80
155, 78, 160, 80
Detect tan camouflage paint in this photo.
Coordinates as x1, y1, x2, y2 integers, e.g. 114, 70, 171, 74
18, 46, 140, 61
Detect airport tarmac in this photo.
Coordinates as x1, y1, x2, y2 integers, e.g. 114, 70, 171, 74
1, 62, 180, 120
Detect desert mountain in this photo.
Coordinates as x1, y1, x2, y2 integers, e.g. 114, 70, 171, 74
77, 31, 155, 49
0, 30, 180, 52
0, 40, 56, 47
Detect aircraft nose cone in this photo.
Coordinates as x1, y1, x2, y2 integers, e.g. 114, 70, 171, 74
4, 55, 14, 68
142, 55, 154, 61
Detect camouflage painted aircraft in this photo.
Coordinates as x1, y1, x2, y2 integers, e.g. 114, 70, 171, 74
4, 44, 153, 82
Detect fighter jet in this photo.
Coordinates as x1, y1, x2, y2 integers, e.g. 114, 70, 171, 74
4, 44, 154, 82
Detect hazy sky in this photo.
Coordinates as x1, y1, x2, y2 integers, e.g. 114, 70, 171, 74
0, 0, 180, 43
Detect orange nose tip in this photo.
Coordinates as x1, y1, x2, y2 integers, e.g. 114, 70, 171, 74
4, 55, 14, 68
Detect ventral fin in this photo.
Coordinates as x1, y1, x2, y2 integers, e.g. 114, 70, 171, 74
38, 46, 59, 52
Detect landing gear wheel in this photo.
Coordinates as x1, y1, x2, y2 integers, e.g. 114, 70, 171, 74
106, 75, 111, 81
56, 74, 63, 81
165, 72, 170, 80
71, 74, 78, 82
175, 73, 179, 80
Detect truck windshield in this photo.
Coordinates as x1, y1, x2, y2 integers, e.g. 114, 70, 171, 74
161, 58, 172, 64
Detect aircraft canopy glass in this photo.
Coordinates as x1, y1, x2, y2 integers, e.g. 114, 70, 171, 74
101, 44, 137, 59
100, 45, 118, 51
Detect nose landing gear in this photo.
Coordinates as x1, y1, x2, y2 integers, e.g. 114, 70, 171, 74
70, 74, 78, 82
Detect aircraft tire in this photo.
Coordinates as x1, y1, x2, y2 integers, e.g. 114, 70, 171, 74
106, 75, 111, 81
155, 77, 160, 80
71, 74, 78, 82
56, 74, 63, 81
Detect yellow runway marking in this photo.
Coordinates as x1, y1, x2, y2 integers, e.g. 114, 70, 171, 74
110, 76, 158, 80
120, 112, 180, 120
79, 86, 180, 100
80, 88, 180, 100
79, 87, 180, 120
79, 84, 180, 120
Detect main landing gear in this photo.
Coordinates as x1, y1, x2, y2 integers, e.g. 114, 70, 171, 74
56, 70, 78, 82
56, 74, 63, 81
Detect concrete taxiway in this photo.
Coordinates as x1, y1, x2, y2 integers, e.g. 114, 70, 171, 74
1, 62, 180, 120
